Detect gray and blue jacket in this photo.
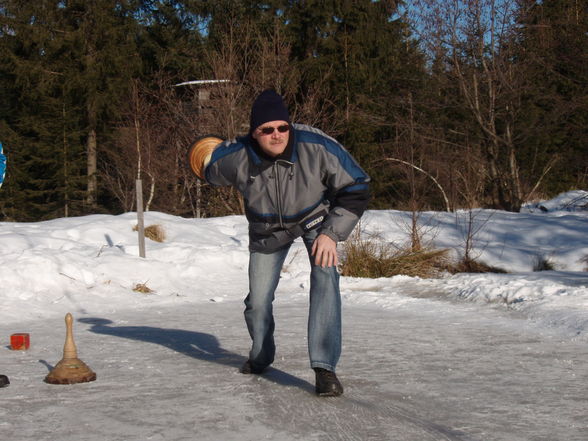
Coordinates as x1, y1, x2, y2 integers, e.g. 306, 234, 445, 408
0, 142, 6, 187
205, 123, 370, 252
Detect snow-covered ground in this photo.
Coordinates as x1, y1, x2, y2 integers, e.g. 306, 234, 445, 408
1, 191, 587, 440
2, 191, 587, 336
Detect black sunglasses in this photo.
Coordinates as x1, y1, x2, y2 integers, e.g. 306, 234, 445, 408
259, 124, 290, 135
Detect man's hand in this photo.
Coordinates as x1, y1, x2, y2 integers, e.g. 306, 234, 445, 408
311, 234, 338, 268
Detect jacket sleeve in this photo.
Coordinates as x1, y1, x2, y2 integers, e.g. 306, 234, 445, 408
318, 141, 370, 242
204, 140, 244, 187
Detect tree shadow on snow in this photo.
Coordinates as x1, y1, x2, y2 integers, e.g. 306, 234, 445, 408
79, 317, 314, 393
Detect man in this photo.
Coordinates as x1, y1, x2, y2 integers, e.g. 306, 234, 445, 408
193, 90, 370, 396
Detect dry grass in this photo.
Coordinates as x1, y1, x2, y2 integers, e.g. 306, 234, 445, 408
340, 235, 450, 278
133, 224, 166, 242
339, 228, 513, 278
133, 282, 154, 294
444, 258, 507, 274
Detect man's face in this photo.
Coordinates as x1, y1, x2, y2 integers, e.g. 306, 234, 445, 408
252, 120, 290, 157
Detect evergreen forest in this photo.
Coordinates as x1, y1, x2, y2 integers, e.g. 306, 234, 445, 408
0, 0, 586, 221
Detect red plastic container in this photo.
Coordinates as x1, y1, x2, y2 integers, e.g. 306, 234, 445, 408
10, 333, 30, 350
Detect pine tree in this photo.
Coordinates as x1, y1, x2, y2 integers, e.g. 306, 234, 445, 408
0, 0, 140, 220
515, 0, 588, 194
0, 1, 78, 219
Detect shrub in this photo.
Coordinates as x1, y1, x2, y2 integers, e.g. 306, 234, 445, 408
340, 233, 449, 278
532, 255, 556, 271
445, 258, 507, 274
133, 224, 166, 242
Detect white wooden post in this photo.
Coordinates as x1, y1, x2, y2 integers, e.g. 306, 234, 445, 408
196, 178, 201, 218
136, 179, 146, 258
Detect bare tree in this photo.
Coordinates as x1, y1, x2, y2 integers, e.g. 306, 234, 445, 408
101, 75, 198, 215
102, 8, 341, 218
196, 11, 339, 216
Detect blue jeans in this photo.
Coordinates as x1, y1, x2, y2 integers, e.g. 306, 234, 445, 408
244, 230, 342, 372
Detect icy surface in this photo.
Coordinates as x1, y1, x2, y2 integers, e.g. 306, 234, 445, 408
1, 300, 586, 441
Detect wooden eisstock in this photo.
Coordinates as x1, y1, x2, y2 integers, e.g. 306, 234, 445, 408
44, 313, 97, 385
187, 136, 223, 180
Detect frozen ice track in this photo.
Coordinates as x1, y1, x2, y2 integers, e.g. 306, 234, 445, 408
1, 295, 586, 441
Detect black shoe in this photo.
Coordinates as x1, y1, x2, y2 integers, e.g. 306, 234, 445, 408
0, 375, 9, 388
314, 368, 343, 396
240, 360, 266, 375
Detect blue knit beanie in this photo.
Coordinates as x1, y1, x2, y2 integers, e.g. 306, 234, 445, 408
250, 90, 290, 133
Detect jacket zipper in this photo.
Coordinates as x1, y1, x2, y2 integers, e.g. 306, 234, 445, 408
273, 162, 283, 228
274, 160, 294, 229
